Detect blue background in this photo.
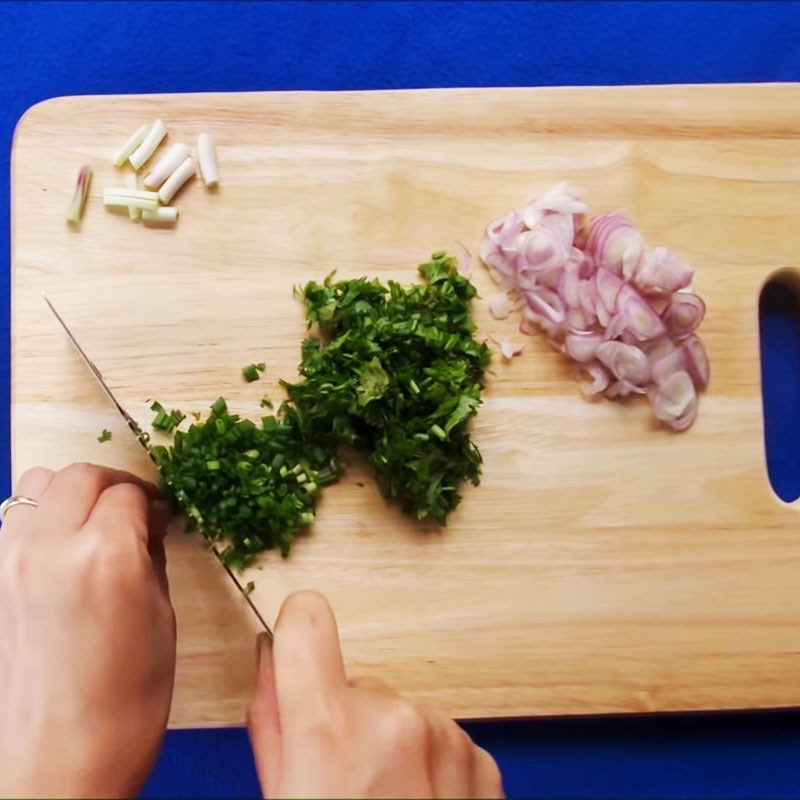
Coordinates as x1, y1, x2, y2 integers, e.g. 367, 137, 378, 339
3, 1, 800, 797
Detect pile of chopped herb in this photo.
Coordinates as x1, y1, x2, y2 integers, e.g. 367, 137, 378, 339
151, 397, 339, 567
148, 252, 489, 566
281, 252, 490, 523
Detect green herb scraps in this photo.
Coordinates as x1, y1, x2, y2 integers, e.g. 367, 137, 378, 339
151, 397, 339, 568
97, 429, 112, 443
281, 252, 490, 523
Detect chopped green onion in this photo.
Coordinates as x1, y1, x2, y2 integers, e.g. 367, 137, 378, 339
151, 398, 341, 567
242, 363, 266, 382
211, 397, 227, 415
150, 400, 186, 433
244, 580, 255, 595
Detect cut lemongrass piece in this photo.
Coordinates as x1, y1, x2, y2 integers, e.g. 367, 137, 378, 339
126, 173, 141, 220
197, 132, 219, 187
158, 156, 195, 204
103, 187, 159, 201
142, 206, 178, 225
103, 194, 159, 212
66, 165, 92, 223
113, 124, 148, 167
143, 143, 190, 189
128, 119, 167, 170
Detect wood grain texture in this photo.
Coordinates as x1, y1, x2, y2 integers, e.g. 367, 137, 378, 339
12, 85, 800, 726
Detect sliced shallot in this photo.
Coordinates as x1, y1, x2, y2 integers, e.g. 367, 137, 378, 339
663, 292, 706, 340
480, 183, 709, 431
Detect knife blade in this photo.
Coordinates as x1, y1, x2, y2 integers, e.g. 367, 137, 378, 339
43, 294, 272, 637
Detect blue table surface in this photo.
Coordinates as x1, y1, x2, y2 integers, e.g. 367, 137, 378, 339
3, 2, 800, 797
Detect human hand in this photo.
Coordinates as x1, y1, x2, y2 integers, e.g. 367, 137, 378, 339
0, 464, 176, 799
248, 591, 503, 799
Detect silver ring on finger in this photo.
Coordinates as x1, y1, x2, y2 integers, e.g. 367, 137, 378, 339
0, 496, 39, 521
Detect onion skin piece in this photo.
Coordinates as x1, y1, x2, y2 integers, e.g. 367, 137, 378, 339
491, 336, 524, 360
489, 290, 513, 320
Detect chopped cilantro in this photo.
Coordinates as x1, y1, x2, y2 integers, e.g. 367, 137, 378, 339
282, 252, 490, 523
97, 429, 112, 443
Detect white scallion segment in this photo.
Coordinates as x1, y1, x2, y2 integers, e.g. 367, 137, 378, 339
197, 132, 219, 188
157, 156, 195, 204
142, 206, 179, 224
103, 188, 159, 201
103, 192, 159, 212
143, 143, 190, 189
113, 124, 148, 167
66, 165, 92, 223
126, 173, 141, 220
128, 119, 167, 171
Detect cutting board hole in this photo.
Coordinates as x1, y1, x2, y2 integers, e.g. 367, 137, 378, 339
760, 273, 800, 502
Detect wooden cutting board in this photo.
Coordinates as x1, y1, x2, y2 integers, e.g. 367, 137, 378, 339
12, 85, 800, 727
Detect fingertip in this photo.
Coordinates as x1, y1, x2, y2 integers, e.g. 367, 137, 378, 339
275, 589, 335, 634
273, 590, 347, 708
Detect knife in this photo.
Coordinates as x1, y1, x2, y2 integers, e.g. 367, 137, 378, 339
43, 294, 272, 636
